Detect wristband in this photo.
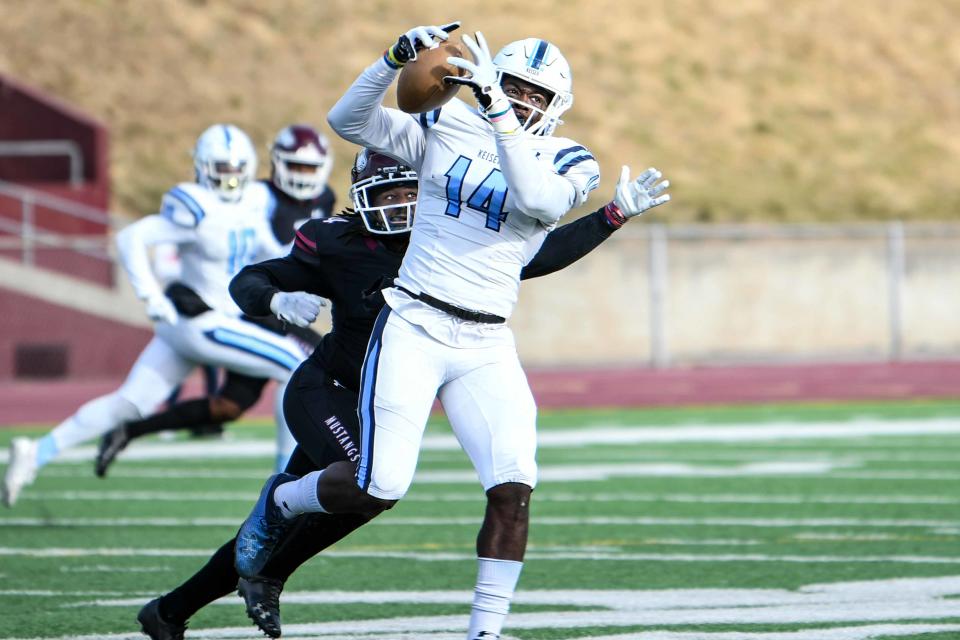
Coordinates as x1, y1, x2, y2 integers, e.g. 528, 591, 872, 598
383, 46, 405, 69
481, 88, 521, 135
603, 202, 627, 230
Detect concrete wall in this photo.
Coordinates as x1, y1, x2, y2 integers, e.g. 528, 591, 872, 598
511, 224, 960, 367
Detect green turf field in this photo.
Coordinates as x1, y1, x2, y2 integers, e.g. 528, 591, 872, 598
2, 401, 960, 639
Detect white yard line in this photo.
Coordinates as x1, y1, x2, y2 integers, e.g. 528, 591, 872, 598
4, 515, 960, 528
13, 576, 960, 639
19, 489, 960, 506
2, 546, 959, 564
5, 418, 960, 466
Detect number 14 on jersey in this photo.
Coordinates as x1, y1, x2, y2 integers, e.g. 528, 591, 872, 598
443, 155, 510, 232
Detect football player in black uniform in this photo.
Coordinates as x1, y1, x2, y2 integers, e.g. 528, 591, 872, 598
95, 124, 337, 477
135, 149, 660, 640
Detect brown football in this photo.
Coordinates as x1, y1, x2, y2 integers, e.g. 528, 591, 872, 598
396, 38, 466, 114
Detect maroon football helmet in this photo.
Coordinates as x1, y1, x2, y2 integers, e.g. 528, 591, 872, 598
350, 149, 418, 234
270, 124, 332, 201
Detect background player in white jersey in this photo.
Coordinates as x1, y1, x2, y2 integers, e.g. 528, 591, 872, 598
92, 124, 337, 469
234, 24, 670, 640
2, 124, 309, 506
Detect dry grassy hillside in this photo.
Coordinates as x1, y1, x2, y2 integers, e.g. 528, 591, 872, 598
1, 0, 958, 222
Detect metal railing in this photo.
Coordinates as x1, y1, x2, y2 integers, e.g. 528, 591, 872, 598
0, 179, 113, 267
0, 140, 85, 187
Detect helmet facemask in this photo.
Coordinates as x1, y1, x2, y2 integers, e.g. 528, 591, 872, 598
272, 152, 331, 200
351, 172, 418, 235
270, 125, 333, 201
197, 159, 252, 202
492, 38, 574, 137
193, 124, 257, 203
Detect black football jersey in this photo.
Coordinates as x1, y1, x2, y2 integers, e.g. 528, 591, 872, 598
263, 180, 336, 245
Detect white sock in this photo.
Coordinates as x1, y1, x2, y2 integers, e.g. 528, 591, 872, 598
273, 470, 327, 519
37, 394, 139, 469
466, 557, 523, 640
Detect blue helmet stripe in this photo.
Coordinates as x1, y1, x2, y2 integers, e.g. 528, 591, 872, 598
168, 187, 206, 224
529, 40, 549, 70
222, 124, 232, 148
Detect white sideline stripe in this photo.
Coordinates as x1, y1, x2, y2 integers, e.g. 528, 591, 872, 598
555, 627, 960, 640
20, 489, 960, 506
2, 546, 959, 565
13, 629, 960, 640
37, 461, 849, 482
4, 515, 960, 528
80, 467, 960, 482
19, 575, 960, 639
6, 417, 960, 465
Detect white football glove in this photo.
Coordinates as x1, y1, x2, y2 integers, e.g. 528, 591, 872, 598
144, 293, 178, 325
613, 166, 671, 219
270, 291, 327, 328
387, 22, 460, 66
446, 32, 519, 133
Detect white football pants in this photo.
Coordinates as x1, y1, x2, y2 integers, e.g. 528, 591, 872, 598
356, 308, 538, 500
49, 311, 305, 468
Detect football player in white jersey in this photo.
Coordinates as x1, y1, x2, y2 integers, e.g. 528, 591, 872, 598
233, 25, 670, 640
2, 124, 309, 507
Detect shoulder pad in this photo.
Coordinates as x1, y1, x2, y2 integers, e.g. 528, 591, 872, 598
160, 183, 207, 228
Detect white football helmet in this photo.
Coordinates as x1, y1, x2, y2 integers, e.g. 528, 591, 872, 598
493, 38, 573, 136
270, 124, 333, 201
192, 124, 257, 202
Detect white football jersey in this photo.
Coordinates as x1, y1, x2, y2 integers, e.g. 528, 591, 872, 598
394, 98, 599, 319
159, 181, 281, 314
328, 58, 600, 326
118, 181, 282, 316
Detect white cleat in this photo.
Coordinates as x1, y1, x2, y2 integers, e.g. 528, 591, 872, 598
3, 437, 38, 507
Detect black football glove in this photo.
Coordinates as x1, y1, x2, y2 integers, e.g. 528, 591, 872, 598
385, 21, 461, 68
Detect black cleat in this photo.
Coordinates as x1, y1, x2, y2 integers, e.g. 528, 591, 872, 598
137, 597, 186, 640
95, 425, 130, 478
238, 576, 284, 638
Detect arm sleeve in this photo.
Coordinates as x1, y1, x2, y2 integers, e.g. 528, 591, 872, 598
521, 207, 616, 280
115, 214, 196, 300
326, 57, 426, 169
229, 222, 335, 316
495, 132, 601, 225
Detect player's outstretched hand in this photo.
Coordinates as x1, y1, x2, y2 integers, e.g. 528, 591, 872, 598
387, 22, 460, 67
445, 32, 517, 132
144, 294, 178, 325
270, 291, 327, 328
614, 166, 671, 218
444, 32, 498, 104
